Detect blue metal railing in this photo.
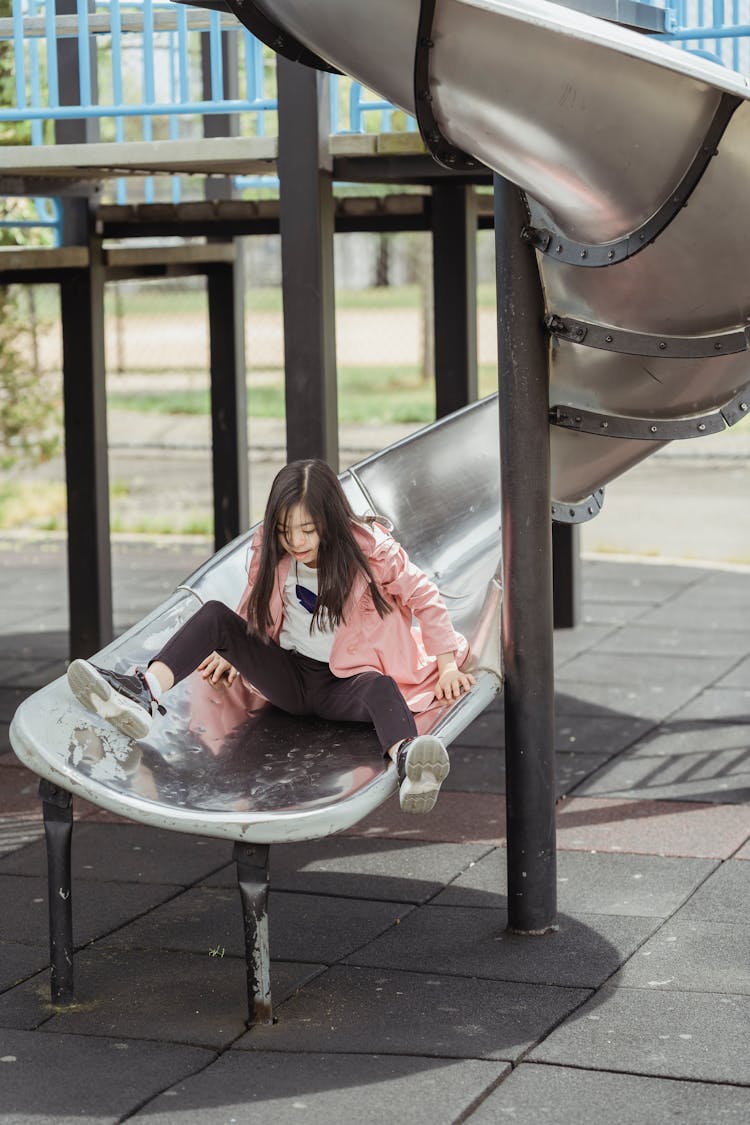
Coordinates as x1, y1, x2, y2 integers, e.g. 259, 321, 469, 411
2, 0, 750, 233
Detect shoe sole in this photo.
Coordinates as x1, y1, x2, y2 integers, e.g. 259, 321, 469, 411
67, 659, 152, 741
399, 735, 450, 814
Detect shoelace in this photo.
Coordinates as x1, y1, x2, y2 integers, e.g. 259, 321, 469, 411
136, 669, 167, 716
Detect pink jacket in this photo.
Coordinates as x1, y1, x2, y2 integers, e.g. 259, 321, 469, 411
236, 519, 470, 713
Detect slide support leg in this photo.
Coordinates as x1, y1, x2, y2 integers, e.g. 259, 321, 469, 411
494, 175, 558, 934
40, 779, 75, 1002
233, 841, 273, 1026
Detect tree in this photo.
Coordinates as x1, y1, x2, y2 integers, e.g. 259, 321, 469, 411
0, 1, 61, 468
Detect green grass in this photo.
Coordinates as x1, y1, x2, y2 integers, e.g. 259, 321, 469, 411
104, 283, 498, 319
108, 365, 499, 425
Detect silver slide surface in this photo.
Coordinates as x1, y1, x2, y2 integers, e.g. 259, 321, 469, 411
247, 0, 750, 505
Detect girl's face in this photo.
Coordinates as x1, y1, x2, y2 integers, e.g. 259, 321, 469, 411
277, 504, 321, 568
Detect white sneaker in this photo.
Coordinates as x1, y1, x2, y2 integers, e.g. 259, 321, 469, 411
396, 735, 450, 814
67, 659, 160, 740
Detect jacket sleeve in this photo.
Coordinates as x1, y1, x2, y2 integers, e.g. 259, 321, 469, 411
371, 535, 462, 658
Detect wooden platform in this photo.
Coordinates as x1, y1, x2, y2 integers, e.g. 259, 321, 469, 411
0, 136, 278, 180
0, 241, 237, 284
0, 132, 493, 191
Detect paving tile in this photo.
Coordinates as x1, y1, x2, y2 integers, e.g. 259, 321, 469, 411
558, 651, 733, 690
0, 948, 319, 1045
234, 964, 589, 1061
529, 985, 750, 1084
132, 1050, 509, 1125
596, 624, 750, 659
0, 687, 34, 725
580, 601, 653, 627
347, 792, 750, 856
0, 942, 49, 993
571, 745, 750, 804
554, 714, 654, 756
736, 838, 750, 859
554, 677, 710, 722
99, 886, 412, 964
434, 849, 717, 918
677, 859, 750, 923
342, 791, 507, 845
616, 917, 750, 995
455, 710, 652, 755
465, 1062, 750, 1125
0, 630, 70, 662
693, 571, 750, 600
443, 744, 504, 791
347, 903, 657, 990
553, 623, 617, 665
0, 1027, 212, 1125
444, 745, 603, 796
556, 797, 750, 858
717, 655, 750, 689
0, 764, 42, 817
0, 873, 180, 949
666, 686, 750, 723
644, 594, 750, 632
583, 575, 692, 604
581, 560, 707, 585
0, 822, 233, 885
0, 661, 66, 691
452, 707, 503, 748
622, 722, 750, 759
0, 815, 45, 857
205, 837, 492, 904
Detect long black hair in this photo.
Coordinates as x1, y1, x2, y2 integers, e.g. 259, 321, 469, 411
245, 459, 392, 636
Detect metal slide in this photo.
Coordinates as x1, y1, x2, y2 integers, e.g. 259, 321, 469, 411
229, 0, 750, 510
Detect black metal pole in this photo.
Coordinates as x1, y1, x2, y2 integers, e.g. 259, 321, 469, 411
61, 248, 113, 658
432, 181, 478, 418
40, 781, 75, 1002
207, 260, 249, 551
553, 523, 581, 629
277, 58, 339, 467
233, 841, 273, 1026
201, 24, 240, 202
56, 0, 111, 658
494, 175, 557, 934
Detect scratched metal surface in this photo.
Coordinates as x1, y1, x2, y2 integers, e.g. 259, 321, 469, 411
250, 0, 750, 503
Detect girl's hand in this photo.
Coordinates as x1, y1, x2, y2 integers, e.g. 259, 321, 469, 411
199, 651, 239, 688
435, 664, 476, 701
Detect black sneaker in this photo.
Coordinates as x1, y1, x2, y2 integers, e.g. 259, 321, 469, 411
67, 659, 164, 740
396, 735, 450, 814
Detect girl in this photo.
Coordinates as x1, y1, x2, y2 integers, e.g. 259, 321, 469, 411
67, 459, 476, 814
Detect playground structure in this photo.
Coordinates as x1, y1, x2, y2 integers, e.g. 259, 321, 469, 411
4, 0, 750, 1022
11, 398, 504, 1022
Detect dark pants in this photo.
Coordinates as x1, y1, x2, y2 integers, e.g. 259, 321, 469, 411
153, 599, 418, 753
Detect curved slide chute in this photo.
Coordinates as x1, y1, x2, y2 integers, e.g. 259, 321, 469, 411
228, 0, 750, 506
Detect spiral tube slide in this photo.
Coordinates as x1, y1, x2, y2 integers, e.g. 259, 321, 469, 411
227, 0, 750, 507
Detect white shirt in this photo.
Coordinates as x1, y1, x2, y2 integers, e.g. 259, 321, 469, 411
278, 560, 337, 662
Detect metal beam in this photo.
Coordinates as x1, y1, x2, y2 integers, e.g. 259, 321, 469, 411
54, 0, 99, 147
207, 260, 250, 549
40, 781, 74, 1003
201, 18, 240, 201
432, 182, 479, 417
277, 58, 338, 466
494, 175, 557, 934
553, 523, 582, 629
61, 245, 113, 658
